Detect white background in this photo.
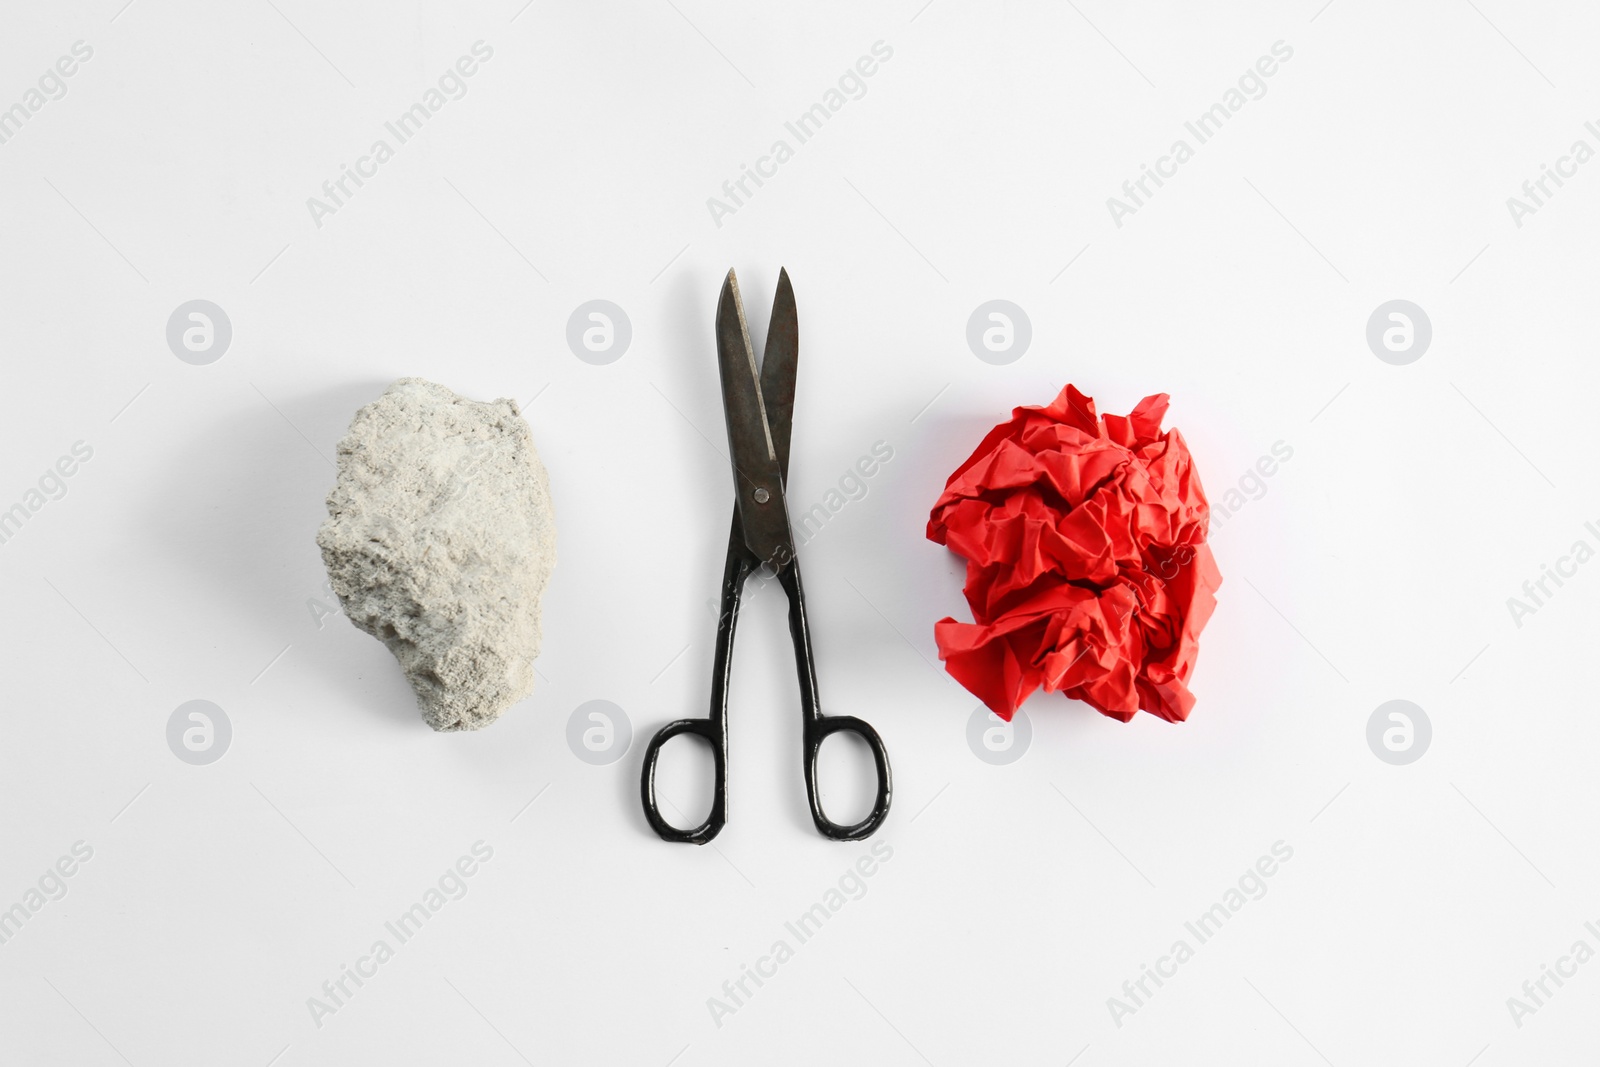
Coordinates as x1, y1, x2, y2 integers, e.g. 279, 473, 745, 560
2, 1, 1598, 1063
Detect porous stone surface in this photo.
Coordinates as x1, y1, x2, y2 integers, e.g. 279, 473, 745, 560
317, 378, 556, 731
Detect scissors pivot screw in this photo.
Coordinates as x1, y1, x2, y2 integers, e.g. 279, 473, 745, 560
754, 488, 770, 503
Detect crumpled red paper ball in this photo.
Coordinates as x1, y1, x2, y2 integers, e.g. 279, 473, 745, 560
927, 384, 1222, 724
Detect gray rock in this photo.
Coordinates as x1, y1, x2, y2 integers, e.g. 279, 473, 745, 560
317, 378, 556, 731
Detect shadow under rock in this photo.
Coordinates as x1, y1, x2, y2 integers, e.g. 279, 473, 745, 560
136, 377, 424, 729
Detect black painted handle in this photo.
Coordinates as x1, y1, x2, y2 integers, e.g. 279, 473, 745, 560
640, 717, 726, 846
803, 714, 892, 841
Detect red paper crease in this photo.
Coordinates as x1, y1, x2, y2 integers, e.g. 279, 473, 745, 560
927, 384, 1222, 724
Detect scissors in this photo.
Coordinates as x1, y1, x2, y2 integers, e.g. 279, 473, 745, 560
639, 268, 892, 844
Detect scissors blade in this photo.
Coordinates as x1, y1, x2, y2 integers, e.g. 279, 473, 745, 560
716, 269, 795, 568
759, 267, 798, 482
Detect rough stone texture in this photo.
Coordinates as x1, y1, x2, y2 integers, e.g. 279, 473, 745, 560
317, 378, 556, 731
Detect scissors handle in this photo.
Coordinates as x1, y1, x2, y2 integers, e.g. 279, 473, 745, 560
639, 519, 747, 845
802, 713, 892, 840
640, 516, 892, 843
640, 716, 726, 844
779, 564, 893, 840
